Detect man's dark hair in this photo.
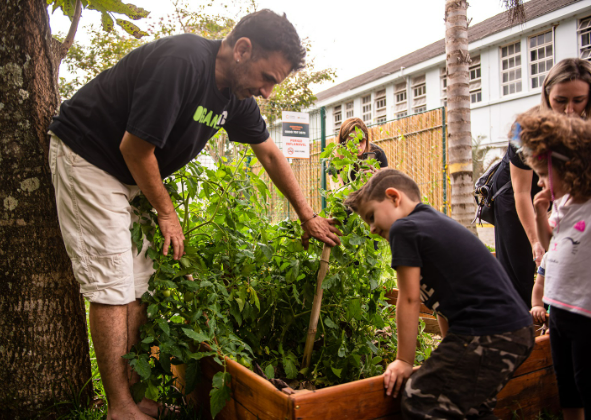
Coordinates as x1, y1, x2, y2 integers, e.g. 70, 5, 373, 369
344, 168, 421, 213
226, 9, 306, 72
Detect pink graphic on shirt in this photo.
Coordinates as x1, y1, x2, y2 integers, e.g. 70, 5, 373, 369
551, 243, 558, 251
549, 220, 557, 228
574, 220, 586, 232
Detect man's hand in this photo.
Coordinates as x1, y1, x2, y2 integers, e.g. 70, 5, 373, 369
158, 212, 185, 260
383, 359, 414, 398
301, 216, 342, 249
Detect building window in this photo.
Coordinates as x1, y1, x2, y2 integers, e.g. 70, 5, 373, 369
414, 106, 426, 113
362, 95, 372, 123
529, 30, 554, 89
578, 16, 591, 61
500, 41, 522, 96
412, 75, 426, 113
345, 101, 354, 118
375, 89, 387, 123
334, 105, 342, 132
396, 111, 408, 119
469, 56, 482, 103
440, 68, 447, 107
394, 81, 408, 116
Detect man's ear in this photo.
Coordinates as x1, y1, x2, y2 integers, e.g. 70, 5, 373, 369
385, 187, 400, 205
233, 37, 253, 62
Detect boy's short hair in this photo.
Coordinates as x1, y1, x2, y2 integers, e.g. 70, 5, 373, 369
344, 168, 421, 213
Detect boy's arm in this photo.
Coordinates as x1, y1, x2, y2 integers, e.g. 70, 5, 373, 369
436, 315, 449, 338
531, 273, 547, 324
384, 266, 421, 398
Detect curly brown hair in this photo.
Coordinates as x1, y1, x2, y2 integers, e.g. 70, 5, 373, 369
515, 111, 591, 201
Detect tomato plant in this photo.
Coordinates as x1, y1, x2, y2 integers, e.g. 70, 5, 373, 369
125, 136, 424, 417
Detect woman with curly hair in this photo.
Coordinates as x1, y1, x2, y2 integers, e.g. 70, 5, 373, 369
515, 111, 591, 420
493, 58, 591, 308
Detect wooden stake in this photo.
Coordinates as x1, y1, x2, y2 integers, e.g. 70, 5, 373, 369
301, 244, 332, 370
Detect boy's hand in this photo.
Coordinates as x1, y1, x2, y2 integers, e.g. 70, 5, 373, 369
530, 305, 547, 324
383, 359, 414, 398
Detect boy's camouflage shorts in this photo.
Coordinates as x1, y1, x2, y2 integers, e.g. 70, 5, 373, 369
401, 325, 534, 419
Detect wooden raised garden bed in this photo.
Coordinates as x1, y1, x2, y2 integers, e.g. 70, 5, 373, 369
171, 289, 560, 419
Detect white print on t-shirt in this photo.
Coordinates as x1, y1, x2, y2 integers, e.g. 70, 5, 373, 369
420, 283, 440, 312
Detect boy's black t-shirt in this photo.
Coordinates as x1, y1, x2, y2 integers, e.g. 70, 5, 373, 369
389, 203, 532, 336
49, 34, 269, 185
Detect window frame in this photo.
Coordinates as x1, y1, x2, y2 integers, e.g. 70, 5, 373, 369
361, 94, 372, 123
500, 40, 523, 96
528, 29, 554, 90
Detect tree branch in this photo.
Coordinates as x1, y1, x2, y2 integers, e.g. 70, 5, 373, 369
60, 0, 82, 58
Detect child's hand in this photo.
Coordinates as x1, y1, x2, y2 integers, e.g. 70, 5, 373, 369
533, 188, 551, 218
383, 359, 414, 398
530, 305, 547, 324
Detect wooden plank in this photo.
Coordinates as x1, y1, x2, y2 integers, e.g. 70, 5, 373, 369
495, 366, 560, 419
512, 334, 552, 377
176, 353, 293, 420
292, 375, 401, 420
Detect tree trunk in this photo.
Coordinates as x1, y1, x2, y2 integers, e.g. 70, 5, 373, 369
0, 1, 92, 418
445, 0, 476, 232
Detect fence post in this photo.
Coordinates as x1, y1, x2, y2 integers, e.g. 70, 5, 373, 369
320, 106, 327, 210
442, 107, 448, 215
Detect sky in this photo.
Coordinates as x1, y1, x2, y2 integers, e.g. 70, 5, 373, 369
48, 0, 510, 93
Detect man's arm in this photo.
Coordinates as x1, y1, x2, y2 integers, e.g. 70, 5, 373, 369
250, 137, 341, 248
511, 163, 545, 265
120, 131, 185, 260
384, 265, 421, 398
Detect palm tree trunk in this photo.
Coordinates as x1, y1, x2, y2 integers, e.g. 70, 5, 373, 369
445, 0, 476, 232
0, 1, 92, 418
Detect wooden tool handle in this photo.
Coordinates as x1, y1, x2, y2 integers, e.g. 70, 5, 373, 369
301, 244, 332, 370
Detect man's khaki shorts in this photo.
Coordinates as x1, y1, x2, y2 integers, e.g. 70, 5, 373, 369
48, 133, 155, 305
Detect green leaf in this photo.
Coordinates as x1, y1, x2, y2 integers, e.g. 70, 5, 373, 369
185, 360, 200, 395
141, 335, 155, 344
146, 304, 158, 319
156, 319, 170, 336
130, 381, 147, 403
131, 222, 143, 255
100, 11, 114, 32
264, 364, 275, 379
182, 328, 208, 343
210, 378, 231, 419
338, 345, 346, 358
159, 352, 171, 374
349, 235, 365, 246
234, 297, 245, 312
371, 356, 382, 365
282, 357, 298, 379
331, 366, 342, 378
130, 356, 151, 380
115, 18, 148, 39
89, 0, 150, 19
324, 317, 338, 329
366, 340, 379, 354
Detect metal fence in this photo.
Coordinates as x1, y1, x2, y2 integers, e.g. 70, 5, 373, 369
250, 107, 450, 222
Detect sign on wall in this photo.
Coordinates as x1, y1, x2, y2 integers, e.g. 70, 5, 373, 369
281, 111, 310, 159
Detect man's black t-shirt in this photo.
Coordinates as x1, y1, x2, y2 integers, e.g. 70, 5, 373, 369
49, 34, 269, 185
389, 203, 532, 336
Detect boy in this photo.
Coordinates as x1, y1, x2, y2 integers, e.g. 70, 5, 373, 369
344, 168, 534, 418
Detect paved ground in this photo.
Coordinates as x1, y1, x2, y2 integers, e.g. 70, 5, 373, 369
476, 225, 495, 248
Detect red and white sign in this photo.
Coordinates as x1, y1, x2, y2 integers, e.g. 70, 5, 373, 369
281, 111, 310, 159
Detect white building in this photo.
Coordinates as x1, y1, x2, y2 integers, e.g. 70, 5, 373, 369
313, 0, 591, 151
